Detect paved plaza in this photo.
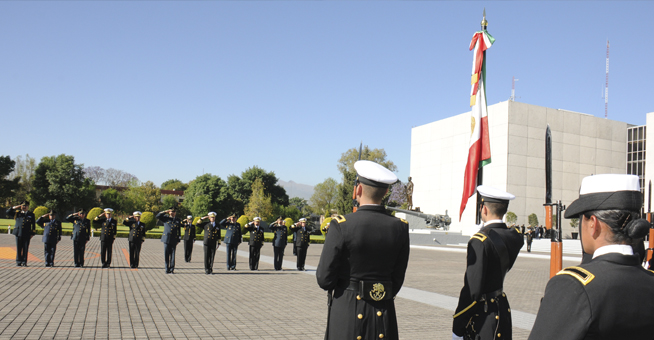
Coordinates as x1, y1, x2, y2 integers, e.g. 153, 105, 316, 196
0, 234, 585, 339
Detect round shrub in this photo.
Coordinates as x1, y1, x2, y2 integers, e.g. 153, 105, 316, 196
140, 211, 155, 230
320, 217, 333, 236
87, 207, 104, 228
237, 215, 250, 234
284, 217, 294, 234
193, 216, 203, 235
33, 206, 49, 220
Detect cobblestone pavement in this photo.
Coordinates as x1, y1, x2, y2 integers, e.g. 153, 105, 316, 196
0, 234, 581, 339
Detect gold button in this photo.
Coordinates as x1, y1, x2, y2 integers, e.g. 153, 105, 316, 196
498, 334, 501, 337
502, 293, 506, 297
379, 335, 384, 339
490, 298, 494, 303
508, 308, 511, 313
358, 314, 363, 319
377, 311, 382, 316
357, 337, 362, 340
495, 316, 499, 320
356, 295, 361, 300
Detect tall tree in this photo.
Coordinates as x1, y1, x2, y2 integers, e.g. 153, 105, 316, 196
8, 154, 36, 202
161, 179, 188, 192
124, 181, 162, 213
310, 178, 338, 215
83, 166, 106, 184
228, 166, 289, 210
289, 197, 311, 215
100, 188, 124, 212
31, 154, 96, 213
0, 156, 20, 205
244, 178, 273, 221
337, 146, 397, 175
182, 174, 234, 218
334, 170, 356, 215
105, 168, 138, 187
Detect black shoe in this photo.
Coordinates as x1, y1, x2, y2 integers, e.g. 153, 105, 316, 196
16, 263, 21, 267
22, 263, 27, 267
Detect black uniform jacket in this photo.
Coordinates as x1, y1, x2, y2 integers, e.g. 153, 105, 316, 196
244, 223, 264, 247
197, 220, 221, 246
452, 222, 524, 338
94, 216, 118, 242
290, 225, 311, 248
157, 212, 181, 245
316, 205, 410, 340
66, 214, 91, 242
220, 219, 242, 245
183, 221, 196, 241
37, 216, 62, 244
529, 252, 654, 340
6, 208, 35, 238
270, 223, 288, 247
123, 218, 146, 242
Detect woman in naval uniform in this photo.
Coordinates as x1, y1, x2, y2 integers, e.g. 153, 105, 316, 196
529, 174, 654, 340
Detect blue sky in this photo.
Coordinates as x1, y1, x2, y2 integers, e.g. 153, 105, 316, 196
2, 1, 652, 189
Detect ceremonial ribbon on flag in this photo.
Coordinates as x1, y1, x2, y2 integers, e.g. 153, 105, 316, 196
459, 29, 494, 221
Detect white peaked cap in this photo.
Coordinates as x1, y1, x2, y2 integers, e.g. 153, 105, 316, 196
354, 160, 397, 188
477, 185, 515, 203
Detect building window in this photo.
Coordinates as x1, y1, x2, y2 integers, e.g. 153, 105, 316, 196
627, 125, 646, 196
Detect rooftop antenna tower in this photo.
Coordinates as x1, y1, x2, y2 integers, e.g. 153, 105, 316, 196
604, 40, 609, 119
510, 76, 519, 101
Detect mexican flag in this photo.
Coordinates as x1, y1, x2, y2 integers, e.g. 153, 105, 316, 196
459, 29, 494, 221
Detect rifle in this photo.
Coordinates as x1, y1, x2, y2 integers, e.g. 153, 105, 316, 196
544, 125, 564, 277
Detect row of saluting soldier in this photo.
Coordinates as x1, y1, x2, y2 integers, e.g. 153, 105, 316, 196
5, 203, 312, 274
9, 161, 654, 339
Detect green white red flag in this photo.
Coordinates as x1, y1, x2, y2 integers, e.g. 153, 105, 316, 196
459, 29, 494, 221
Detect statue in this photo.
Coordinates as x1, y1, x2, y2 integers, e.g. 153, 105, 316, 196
405, 177, 414, 211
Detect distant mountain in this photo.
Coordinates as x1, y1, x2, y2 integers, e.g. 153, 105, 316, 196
277, 180, 314, 200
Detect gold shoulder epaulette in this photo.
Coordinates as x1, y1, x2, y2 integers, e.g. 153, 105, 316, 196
556, 266, 595, 285
334, 215, 346, 223
648, 269, 654, 275
471, 233, 487, 242
514, 227, 522, 234
400, 218, 408, 224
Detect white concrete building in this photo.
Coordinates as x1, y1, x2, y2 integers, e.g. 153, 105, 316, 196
410, 101, 630, 237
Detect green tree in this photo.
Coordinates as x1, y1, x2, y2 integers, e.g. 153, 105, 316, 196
161, 195, 178, 210
161, 179, 188, 192
0, 156, 20, 205
505, 211, 517, 225
334, 170, 356, 215
337, 145, 397, 175
310, 178, 338, 215
244, 178, 273, 222
289, 197, 310, 214
8, 154, 36, 203
100, 188, 124, 213
528, 213, 539, 227
183, 174, 233, 219
124, 181, 162, 213
570, 218, 579, 229
227, 166, 289, 212
31, 154, 96, 214
140, 211, 156, 230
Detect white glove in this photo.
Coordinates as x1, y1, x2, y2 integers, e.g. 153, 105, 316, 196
452, 334, 463, 340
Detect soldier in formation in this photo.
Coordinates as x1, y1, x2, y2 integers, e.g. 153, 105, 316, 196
157, 207, 182, 274
66, 209, 90, 267
291, 218, 311, 271
7, 201, 36, 267
221, 214, 242, 270
182, 215, 196, 262
124, 211, 146, 268
196, 212, 221, 274
269, 216, 288, 271
37, 210, 62, 267
94, 208, 117, 268
316, 160, 410, 340
452, 185, 524, 340
244, 217, 264, 270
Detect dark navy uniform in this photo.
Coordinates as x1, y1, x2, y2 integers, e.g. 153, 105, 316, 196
182, 220, 196, 262
6, 207, 35, 266
94, 215, 118, 268
453, 223, 524, 340
123, 218, 146, 268
244, 222, 264, 270
220, 219, 241, 270
290, 223, 311, 271
316, 205, 410, 340
197, 219, 221, 274
529, 252, 654, 340
157, 211, 182, 274
270, 222, 288, 270
37, 216, 62, 267
66, 213, 91, 267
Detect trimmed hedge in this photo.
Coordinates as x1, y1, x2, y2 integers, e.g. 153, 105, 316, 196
33, 206, 49, 219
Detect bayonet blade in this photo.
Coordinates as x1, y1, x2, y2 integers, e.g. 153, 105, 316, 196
545, 125, 552, 204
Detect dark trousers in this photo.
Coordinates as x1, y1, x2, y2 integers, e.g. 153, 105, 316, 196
249, 245, 262, 270
44, 243, 57, 266
73, 240, 87, 266
101, 240, 114, 267
129, 241, 142, 268
15, 237, 30, 265
184, 239, 194, 262
296, 246, 308, 269
225, 244, 238, 269
204, 244, 217, 273
164, 243, 177, 273
273, 246, 285, 270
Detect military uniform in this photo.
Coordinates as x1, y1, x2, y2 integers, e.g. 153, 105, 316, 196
220, 218, 242, 270
290, 223, 311, 270
94, 215, 118, 268
197, 218, 221, 274
123, 217, 146, 268
316, 206, 410, 340
182, 219, 196, 262
270, 221, 288, 270
453, 222, 524, 339
157, 211, 182, 274
37, 215, 62, 267
244, 221, 264, 270
6, 207, 35, 266
66, 213, 91, 267
529, 251, 654, 340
